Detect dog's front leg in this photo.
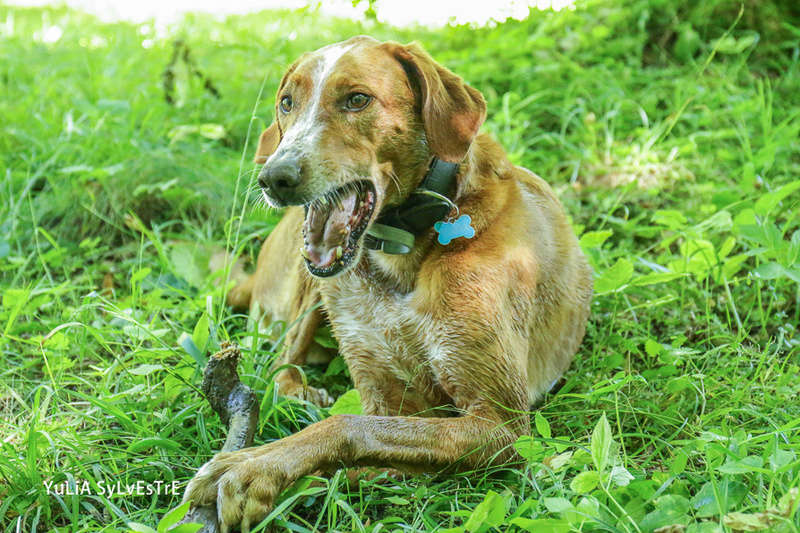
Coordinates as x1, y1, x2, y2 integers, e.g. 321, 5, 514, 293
184, 409, 523, 531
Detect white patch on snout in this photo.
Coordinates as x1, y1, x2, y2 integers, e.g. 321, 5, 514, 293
274, 42, 356, 160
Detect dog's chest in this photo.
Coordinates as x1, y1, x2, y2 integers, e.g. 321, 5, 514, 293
321, 274, 451, 408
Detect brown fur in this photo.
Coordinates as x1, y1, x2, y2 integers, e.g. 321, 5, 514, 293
185, 36, 593, 530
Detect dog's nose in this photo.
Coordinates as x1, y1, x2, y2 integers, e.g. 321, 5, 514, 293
259, 156, 301, 197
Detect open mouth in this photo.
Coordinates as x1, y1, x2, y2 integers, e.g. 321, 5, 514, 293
301, 180, 376, 277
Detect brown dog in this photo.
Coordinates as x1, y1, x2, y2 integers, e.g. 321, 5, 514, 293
184, 35, 593, 530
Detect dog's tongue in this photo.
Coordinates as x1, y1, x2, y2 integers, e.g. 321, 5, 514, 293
303, 191, 358, 267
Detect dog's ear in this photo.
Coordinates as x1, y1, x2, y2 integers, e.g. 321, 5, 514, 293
254, 123, 280, 164
385, 42, 487, 163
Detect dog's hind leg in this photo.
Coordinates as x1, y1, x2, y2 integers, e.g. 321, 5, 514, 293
270, 277, 335, 407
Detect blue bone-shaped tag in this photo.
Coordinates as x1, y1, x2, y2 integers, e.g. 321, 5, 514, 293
434, 214, 475, 245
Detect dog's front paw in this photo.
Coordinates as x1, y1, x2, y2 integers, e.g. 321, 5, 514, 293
278, 381, 334, 408
184, 448, 289, 532
184, 450, 242, 508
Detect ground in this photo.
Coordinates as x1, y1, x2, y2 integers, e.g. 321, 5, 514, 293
1, 1, 799, 532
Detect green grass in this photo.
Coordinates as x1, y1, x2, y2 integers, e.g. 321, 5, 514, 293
1, 1, 799, 531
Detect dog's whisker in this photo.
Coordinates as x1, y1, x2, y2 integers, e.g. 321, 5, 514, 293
387, 170, 402, 196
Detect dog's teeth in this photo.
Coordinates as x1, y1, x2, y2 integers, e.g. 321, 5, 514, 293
299, 247, 310, 260
335, 245, 343, 259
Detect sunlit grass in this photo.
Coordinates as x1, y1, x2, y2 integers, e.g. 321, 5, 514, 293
1, 1, 798, 531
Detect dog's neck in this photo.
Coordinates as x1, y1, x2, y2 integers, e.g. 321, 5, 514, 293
364, 156, 462, 255
354, 145, 482, 292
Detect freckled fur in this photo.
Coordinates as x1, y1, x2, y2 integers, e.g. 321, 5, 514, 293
186, 36, 593, 531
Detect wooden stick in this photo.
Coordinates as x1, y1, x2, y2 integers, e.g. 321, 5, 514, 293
178, 341, 260, 532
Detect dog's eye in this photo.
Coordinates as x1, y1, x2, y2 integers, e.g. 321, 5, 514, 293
345, 93, 371, 112
279, 95, 293, 113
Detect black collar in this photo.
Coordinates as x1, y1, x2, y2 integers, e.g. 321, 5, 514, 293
364, 157, 459, 254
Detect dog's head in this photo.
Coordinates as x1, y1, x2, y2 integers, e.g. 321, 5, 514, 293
255, 36, 486, 278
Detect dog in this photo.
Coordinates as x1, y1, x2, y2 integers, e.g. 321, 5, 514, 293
184, 35, 593, 530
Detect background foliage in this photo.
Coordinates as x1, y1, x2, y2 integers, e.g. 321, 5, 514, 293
0, 0, 799, 531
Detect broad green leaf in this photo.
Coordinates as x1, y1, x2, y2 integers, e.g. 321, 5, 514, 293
127, 524, 157, 533
719, 236, 736, 258
610, 464, 634, 486
570, 470, 600, 493
131, 267, 151, 285
694, 210, 733, 232
314, 325, 339, 349
178, 333, 204, 367
753, 262, 784, 280
687, 522, 723, 533
514, 435, 545, 462
717, 455, 764, 474
595, 259, 633, 294
591, 413, 612, 472
508, 498, 538, 521
691, 480, 747, 518
157, 500, 192, 533
579, 230, 613, 249
630, 272, 683, 286
463, 490, 507, 532
543, 451, 573, 471
167, 524, 204, 533
669, 449, 689, 476
576, 496, 601, 520
640, 495, 690, 532
734, 208, 757, 227
323, 355, 347, 377
653, 210, 687, 229
679, 239, 717, 274
754, 181, 800, 216
723, 254, 748, 279
129, 363, 163, 376
192, 313, 210, 355
329, 389, 362, 415
543, 497, 574, 514
645, 339, 663, 357
128, 437, 181, 453
785, 265, 800, 283
169, 243, 206, 288
535, 412, 551, 439
510, 518, 570, 533
767, 438, 795, 470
